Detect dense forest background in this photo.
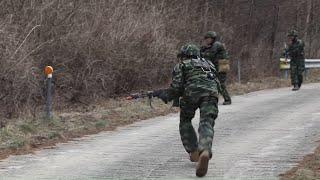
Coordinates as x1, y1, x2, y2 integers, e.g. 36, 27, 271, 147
1, 0, 320, 118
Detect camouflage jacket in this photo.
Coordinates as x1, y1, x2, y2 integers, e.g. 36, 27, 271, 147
286, 39, 305, 61
200, 41, 229, 67
166, 57, 219, 101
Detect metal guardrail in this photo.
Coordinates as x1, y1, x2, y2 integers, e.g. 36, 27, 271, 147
279, 58, 320, 79
280, 58, 320, 69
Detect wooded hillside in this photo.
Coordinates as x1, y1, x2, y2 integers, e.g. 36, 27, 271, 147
1, 0, 319, 118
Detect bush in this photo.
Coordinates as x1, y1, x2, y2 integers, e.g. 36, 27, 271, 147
19, 123, 36, 134
95, 120, 107, 129
8, 138, 26, 149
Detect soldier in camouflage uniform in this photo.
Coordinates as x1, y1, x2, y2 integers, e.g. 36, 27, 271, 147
285, 30, 305, 91
200, 31, 232, 105
154, 43, 219, 177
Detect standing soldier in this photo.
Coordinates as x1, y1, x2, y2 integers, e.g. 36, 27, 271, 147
285, 30, 305, 91
154, 43, 219, 177
200, 31, 232, 105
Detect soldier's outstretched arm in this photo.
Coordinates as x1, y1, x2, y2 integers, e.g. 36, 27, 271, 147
149, 63, 185, 105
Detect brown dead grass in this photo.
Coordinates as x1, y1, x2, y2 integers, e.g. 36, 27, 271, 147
228, 77, 291, 95
280, 146, 320, 180
0, 98, 178, 160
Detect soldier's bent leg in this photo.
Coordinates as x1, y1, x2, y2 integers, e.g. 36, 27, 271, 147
298, 61, 305, 87
198, 97, 218, 158
298, 74, 303, 87
218, 72, 231, 103
179, 99, 198, 153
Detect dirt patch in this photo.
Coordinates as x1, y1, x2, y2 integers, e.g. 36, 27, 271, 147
280, 146, 320, 180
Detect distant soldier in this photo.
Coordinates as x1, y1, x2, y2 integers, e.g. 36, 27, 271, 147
285, 30, 305, 91
154, 43, 219, 177
200, 31, 232, 105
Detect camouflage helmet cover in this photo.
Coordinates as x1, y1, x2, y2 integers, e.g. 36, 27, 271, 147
178, 43, 200, 58
204, 31, 217, 39
287, 29, 298, 37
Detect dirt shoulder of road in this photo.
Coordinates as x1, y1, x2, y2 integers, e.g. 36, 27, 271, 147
0, 98, 178, 160
0, 75, 320, 179
280, 145, 320, 179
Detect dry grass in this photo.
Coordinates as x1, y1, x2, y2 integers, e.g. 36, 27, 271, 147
0, 0, 181, 119
1, 0, 320, 120
228, 77, 291, 95
228, 69, 320, 96
0, 97, 177, 159
280, 146, 320, 180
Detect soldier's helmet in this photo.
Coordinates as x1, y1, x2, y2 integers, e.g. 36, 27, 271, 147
204, 31, 217, 39
178, 43, 200, 58
287, 29, 298, 37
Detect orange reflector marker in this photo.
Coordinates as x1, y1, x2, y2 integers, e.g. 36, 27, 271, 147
126, 96, 133, 100
44, 66, 53, 78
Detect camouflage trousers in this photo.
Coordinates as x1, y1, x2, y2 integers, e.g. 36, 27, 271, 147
290, 59, 305, 86
179, 96, 218, 157
218, 72, 231, 101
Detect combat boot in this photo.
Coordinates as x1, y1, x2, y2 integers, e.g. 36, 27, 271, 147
223, 100, 231, 105
292, 84, 300, 91
189, 151, 199, 162
196, 150, 210, 177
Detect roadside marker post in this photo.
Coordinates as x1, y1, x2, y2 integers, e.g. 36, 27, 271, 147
237, 59, 241, 83
44, 66, 53, 120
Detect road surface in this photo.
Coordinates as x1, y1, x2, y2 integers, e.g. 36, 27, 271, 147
1, 84, 320, 180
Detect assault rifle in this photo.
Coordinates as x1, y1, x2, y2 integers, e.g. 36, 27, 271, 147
126, 89, 180, 108
126, 91, 154, 108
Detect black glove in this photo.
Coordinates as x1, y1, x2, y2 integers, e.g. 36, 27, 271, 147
153, 89, 168, 104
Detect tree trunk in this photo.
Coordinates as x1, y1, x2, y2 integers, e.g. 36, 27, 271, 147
270, 1, 279, 61
203, 0, 209, 32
